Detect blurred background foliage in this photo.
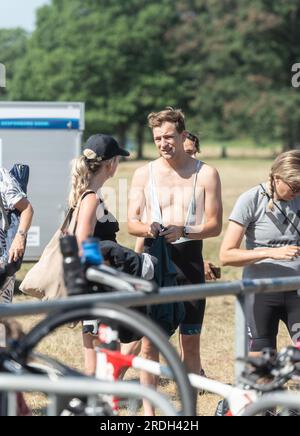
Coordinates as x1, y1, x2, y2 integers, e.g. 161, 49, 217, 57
0, 0, 300, 157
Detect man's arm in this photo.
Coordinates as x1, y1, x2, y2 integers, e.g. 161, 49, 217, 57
128, 166, 149, 237
9, 198, 34, 262
187, 165, 223, 240
128, 166, 161, 238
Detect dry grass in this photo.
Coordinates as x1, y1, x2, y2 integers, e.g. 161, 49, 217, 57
13, 152, 294, 416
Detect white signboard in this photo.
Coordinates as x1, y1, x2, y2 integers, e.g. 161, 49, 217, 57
27, 226, 40, 248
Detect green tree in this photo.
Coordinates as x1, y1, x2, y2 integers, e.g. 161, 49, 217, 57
11, 0, 182, 157
172, 0, 300, 149
10, 0, 300, 152
0, 28, 28, 100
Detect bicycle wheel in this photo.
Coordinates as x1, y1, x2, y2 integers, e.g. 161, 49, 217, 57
14, 303, 195, 416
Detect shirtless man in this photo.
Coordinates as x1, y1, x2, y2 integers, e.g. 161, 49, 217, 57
128, 107, 222, 414
135, 131, 219, 281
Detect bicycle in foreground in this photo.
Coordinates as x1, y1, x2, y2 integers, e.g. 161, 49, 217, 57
1, 235, 300, 416
0, 236, 195, 416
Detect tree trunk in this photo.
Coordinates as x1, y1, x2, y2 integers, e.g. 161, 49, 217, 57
282, 123, 300, 151
117, 125, 127, 150
136, 124, 144, 160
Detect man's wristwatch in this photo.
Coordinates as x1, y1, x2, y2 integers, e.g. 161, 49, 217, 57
183, 226, 189, 238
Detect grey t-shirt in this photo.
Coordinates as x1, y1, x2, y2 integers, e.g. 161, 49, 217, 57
229, 184, 300, 279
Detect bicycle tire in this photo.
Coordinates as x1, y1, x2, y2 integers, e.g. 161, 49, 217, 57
14, 303, 195, 416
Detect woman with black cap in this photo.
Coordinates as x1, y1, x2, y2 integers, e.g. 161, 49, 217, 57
70, 134, 129, 246
69, 133, 129, 375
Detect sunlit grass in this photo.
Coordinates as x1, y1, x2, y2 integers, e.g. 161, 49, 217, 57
14, 151, 293, 415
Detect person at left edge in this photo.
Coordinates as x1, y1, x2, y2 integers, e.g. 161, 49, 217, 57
0, 167, 33, 304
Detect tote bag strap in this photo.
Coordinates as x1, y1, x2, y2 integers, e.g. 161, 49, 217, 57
67, 190, 96, 235
60, 208, 73, 233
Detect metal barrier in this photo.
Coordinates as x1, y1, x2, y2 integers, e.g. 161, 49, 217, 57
1, 275, 300, 415
1, 275, 300, 374
0, 375, 177, 416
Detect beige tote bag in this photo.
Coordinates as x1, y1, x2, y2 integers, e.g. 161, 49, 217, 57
20, 193, 90, 300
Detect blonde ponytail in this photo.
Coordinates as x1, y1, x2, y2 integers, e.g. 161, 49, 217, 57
267, 174, 275, 211
68, 156, 102, 208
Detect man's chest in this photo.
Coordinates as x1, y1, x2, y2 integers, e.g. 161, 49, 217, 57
144, 180, 204, 210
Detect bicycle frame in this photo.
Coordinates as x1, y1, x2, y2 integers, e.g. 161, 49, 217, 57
96, 346, 259, 416
241, 393, 300, 416
96, 345, 300, 417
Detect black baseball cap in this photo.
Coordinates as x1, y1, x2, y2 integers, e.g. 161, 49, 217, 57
83, 134, 130, 161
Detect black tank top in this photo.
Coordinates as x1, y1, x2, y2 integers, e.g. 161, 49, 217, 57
81, 191, 119, 242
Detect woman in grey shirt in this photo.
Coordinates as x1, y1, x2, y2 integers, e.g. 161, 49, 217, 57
220, 151, 300, 354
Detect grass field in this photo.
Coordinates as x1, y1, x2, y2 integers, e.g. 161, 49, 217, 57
14, 150, 293, 416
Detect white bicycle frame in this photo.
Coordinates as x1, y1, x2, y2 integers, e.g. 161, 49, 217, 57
94, 346, 258, 416
132, 356, 300, 416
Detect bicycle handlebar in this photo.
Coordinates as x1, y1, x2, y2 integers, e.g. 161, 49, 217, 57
86, 265, 158, 294
239, 345, 300, 391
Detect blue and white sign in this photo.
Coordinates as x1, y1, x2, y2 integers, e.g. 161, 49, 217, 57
0, 102, 84, 130
0, 101, 84, 260
0, 118, 80, 129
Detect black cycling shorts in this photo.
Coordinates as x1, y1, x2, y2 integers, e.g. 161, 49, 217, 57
246, 290, 300, 352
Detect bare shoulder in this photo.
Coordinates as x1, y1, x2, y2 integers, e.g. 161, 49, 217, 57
131, 162, 152, 187
199, 162, 220, 181
80, 192, 99, 211
133, 163, 149, 177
